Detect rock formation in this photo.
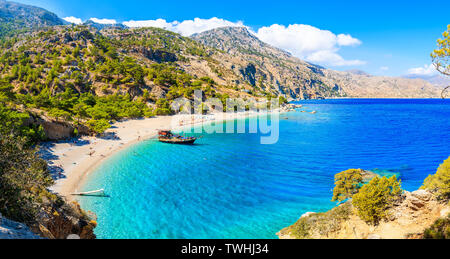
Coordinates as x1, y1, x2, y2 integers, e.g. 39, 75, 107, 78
278, 190, 450, 239
32, 201, 97, 239
0, 213, 43, 239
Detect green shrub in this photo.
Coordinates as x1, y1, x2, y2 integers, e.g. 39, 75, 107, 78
332, 169, 364, 202
279, 96, 288, 104
423, 214, 450, 239
421, 157, 450, 200
352, 176, 402, 225
289, 202, 352, 239
86, 119, 111, 134
154, 98, 173, 115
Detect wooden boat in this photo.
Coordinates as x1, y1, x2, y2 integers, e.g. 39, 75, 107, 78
158, 130, 197, 145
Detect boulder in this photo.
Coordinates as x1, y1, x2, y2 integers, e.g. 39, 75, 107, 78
411, 190, 432, 202
405, 191, 428, 211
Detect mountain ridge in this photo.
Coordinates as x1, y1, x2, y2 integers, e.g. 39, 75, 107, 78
0, 0, 65, 37
192, 26, 441, 99
405, 73, 450, 87
0, 1, 443, 99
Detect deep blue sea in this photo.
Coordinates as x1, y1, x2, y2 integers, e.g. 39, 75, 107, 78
79, 99, 450, 239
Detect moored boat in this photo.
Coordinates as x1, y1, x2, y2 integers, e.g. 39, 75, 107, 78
158, 130, 197, 145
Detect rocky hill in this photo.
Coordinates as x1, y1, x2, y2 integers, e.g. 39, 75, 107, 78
193, 27, 442, 99
0, 0, 441, 100
0, 0, 65, 37
1, 25, 260, 101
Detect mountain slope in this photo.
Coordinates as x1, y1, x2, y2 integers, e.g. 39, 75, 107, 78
0, 0, 65, 37
193, 27, 341, 99
193, 27, 441, 99
405, 74, 450, 87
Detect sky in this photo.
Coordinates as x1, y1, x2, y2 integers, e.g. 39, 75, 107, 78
13, 0, 450, 77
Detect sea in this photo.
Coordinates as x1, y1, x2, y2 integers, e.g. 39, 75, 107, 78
78, 99, 450, 239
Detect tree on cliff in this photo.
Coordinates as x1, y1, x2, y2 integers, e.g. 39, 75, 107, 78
352, 176, 402, 225
331, 169, 364, 202
432, 25, 450, 77
421, 156, 450, 200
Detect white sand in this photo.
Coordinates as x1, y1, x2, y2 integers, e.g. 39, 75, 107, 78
41, 111, 280, 199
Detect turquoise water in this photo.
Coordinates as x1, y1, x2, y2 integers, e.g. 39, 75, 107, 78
79, 99, 450, 239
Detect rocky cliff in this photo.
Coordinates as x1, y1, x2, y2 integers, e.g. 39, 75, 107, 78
0, 204, 97, 239
32, 201, 97, 239
278, 190, 450, 239
1, 201, 96, 239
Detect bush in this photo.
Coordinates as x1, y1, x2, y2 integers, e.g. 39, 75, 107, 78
352, 176, 402, 225
86, 119, 111, 134
423, 214, 450, 239
279, 96, 288, 104
332, 169, 364, 202
289, 202, 352, 239
421, 157, 450, 200
154, 98, 173, 115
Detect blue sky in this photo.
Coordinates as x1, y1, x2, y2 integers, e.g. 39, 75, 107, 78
14, 0, 450, 76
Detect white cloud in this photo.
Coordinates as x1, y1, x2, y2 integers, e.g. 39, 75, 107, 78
63, 16, 83, 25
89, 18, 117, 25
118, 17, 365, 67
174, 18, 244, 36
255, 24, 364, 67
407, 64, 438, 76
337, 34, 362, 46
123, 19, 175, 29
122, 17, 244, 36
380, 66, 389, 71
307, 50, 365, 66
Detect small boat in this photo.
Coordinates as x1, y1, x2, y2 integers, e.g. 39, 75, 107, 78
158, 130, 197, 145
71, 189, 105, 196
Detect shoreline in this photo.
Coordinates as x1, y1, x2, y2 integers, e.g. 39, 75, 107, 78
41, 110, 284, 200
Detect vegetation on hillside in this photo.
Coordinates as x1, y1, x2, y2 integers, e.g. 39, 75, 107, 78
0, 133, 54, 223
1, 73, 96, 238
421, 157, 450, 200
0, 0, 64, 38
287, 202, 352, 239
423, 214, 450, 239
0, 24, 281, 135
0, 25, 238, 135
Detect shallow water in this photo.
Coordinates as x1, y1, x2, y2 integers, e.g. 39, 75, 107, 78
79, 99, 450, 239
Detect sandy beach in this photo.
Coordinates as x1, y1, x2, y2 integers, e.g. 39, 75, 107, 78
41, 110, 281, 199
